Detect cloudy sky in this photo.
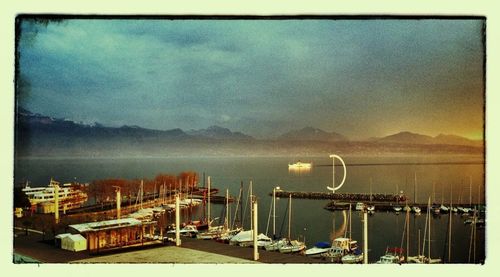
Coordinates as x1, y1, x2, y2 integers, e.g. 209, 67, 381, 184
17, 18, 485, 139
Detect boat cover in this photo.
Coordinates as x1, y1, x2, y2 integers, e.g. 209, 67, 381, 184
314, 241, 331, 248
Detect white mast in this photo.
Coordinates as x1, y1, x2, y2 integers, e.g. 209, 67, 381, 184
428, 197, 431, 263
349, 203, 352, 240
288, 194, 292, 240
273, 187, 276, 238
207, 176, 211, 227
414, 172, 417, 204
370, 178, 373, 203
363, 208, 368, 264
225, 189, 229, 230
448, 191, 452, 262
175, 194, 181, 246
469, 176, 472, 206
250, 180, 253, 231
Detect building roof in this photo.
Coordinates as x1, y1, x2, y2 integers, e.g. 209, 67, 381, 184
55, 233, 72, 239
69, 218, 144, 233
63, 234, 86, 242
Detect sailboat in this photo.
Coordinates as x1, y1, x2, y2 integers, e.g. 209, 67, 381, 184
304, 241, 333, 257
411, 173, 421, 214
321, 204, 359, 263
407, 197, 442, 264
377, 247, 405, 264
393, 183, 403, 213
197, 177, 226, 240
278, 194, 306, 253
216, 189, 243, 243
439, 184, 449, 213
341, 204, 364, 264
265, 186, 288, 251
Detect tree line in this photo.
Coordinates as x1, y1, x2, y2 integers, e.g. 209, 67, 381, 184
87, 171, 199, 204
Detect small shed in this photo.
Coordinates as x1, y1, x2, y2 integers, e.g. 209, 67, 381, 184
61, 234, 87, 252
54, 233, 72, 248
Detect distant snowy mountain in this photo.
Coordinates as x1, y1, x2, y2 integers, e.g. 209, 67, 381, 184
278, 127, 347, 141
187, 125, 253, 140
14, 109, 483, 157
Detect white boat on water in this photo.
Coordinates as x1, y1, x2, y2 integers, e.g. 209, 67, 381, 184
440, 204, 449, 213
407, 255, 442, 264
22, 179, 88, 213
355, 202, 365, 211
167, 224, 199, 237
457, 207, 471, 214
412, 206, 421, 214
408, 198, 442, 264
264, 238, 287, 251
393, 206, 402, 212
278, 239, 306, 253
129, 208, 155, 221
288, 161, 312, 169
341, 249, 364, 264
276, 195, 307, 253
179, 198, 202, 207
376, 247, 405, 264
217, 228, 242, 243
196, 225, 225, 240
321, 238, 358, 262
229, 230, 271, 247
304, 242, 332, 257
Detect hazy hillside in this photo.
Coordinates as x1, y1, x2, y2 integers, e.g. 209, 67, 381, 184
15, 110, 484, 157
373, 131, 482, 147
278, 127, 347, 141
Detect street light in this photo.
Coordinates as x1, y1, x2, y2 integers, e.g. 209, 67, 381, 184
272, 186, 282, 239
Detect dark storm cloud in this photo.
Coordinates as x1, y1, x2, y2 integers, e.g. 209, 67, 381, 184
17, 19, 484, 139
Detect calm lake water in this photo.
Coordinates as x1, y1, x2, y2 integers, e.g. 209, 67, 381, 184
14, 154, 485, 263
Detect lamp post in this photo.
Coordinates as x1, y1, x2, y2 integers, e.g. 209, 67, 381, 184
272, 186, 281, 239
253, 199, 259, 261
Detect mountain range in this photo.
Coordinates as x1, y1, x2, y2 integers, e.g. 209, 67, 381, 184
15, 109, 483, 157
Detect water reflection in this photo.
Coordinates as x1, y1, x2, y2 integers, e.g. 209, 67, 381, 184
288, 161, 312, 175
330, 210, 348, 240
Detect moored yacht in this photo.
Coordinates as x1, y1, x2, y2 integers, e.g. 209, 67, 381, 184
22, 179, 88, 213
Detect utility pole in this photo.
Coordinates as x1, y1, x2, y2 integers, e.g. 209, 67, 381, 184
175, 194, 181, 246
207, 176, 211, 227
54, 183, 59, 224
115, 186, 121, 219
363, 208, 368, 264
253, 199, 259, 261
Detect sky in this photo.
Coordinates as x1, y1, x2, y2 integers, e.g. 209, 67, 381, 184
17, 18, 485, 140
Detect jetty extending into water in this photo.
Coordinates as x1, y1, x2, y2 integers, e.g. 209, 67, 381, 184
272, 190, 407, 202
271, 190, 483, 214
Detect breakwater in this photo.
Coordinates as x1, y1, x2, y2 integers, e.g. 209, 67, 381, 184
271, 190, 407, 202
